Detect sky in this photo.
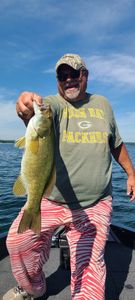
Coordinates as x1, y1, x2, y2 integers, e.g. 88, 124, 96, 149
0, 0, 135, 142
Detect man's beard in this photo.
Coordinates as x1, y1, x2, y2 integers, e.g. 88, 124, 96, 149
64, 87, 80, 101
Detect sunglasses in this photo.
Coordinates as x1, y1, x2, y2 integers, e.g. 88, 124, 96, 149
57, 69, 81, 82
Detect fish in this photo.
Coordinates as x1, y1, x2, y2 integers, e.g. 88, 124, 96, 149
13, 101, 55, 234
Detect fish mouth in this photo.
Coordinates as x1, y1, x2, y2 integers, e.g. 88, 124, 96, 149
40, 104, 50, 111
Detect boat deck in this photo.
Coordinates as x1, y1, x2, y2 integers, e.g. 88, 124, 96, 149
0, 227, 135, 300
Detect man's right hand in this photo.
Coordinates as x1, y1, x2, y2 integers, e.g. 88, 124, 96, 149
16, 92, 42, 123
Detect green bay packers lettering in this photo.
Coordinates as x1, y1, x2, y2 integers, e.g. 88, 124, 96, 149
63, 107, 87, 119
62, 107, 104, 119
62, 130, 108, 144
88, 108, 104, 119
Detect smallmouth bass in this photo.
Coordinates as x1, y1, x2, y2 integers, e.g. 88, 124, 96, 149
13, 101, 55, 234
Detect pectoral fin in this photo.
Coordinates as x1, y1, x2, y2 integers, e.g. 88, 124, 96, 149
15, 136, 26, 148
29, 139, 39, 154
13, 175, 26, 196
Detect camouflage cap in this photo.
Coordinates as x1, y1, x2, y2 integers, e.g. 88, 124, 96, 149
55, 53, 87, 72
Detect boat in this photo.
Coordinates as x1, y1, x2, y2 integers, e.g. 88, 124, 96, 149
0, 224, 135, 300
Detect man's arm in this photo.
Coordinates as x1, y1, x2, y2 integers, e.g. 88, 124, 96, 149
16, 91, 42, 126
111, 142, 135, 201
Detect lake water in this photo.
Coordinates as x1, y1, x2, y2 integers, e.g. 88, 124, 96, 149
0, 142, 135, 237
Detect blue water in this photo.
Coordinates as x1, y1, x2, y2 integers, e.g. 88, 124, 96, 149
0, 142, 135, 237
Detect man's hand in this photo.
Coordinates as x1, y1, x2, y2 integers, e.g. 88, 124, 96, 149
127, 173, 135, 201
111, 143, 135, 202
16, 92, 42, 123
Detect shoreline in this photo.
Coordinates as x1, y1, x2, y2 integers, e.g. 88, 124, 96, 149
0, 140, 135, 144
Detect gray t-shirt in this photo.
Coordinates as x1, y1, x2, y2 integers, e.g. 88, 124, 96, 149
44, 93, 122, 209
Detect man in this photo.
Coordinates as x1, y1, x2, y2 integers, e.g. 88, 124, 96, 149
3, 54, 135, 300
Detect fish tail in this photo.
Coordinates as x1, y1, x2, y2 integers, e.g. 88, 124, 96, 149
17, 210, 41, 234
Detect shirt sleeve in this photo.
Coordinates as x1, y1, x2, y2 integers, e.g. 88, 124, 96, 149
43, 95, 60, 116
108, 104, 123, 148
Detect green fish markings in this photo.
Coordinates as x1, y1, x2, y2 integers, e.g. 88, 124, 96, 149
13, 101, 55, 234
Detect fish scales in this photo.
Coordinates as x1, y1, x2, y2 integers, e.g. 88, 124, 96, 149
13, 101, 55, 234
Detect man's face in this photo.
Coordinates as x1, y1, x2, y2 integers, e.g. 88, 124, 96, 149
57, 64, 88, 102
